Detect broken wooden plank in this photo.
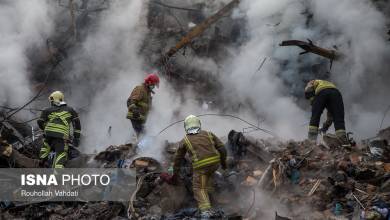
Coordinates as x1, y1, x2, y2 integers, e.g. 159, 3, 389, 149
308, 179, 321, 196
163, 0, 240, 60
279, 39, 340, 60
0, 119, 26, 145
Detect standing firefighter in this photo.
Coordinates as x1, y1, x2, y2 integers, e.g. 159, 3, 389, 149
38, 91, 81, 168
304, 80, 350, 146
127, 73, 160, 137
172, 115, 227, 218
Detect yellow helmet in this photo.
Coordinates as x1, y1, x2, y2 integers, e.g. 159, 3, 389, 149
49, 91, 65, 105
184, 115, 201, 134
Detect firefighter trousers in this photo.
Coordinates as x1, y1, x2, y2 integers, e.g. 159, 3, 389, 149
309, 88, 346, 138
192, 163, 219, 211
130, 119, 145, 137
39, 137, 68, 168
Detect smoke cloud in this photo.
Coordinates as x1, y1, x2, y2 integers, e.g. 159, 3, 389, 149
2, 0, 390, 218
0, 0, 53, 119
3, 0, 388, 147
63, 0, 148, 152
74, 0, 390, 153
219, 0, 390, 140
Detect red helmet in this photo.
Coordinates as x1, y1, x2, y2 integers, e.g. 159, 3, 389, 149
144, 73, 160, 87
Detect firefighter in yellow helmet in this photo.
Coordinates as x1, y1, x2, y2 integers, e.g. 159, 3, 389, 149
37, 91, 81, 168
172, 115, 227, 218
304, 80, 350, 146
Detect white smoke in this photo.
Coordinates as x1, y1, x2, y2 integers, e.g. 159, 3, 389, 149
20, 0, 387, 153
311, 0, 390, 137
219, 0, 390, 140
65, 0, 148, 152
0, 0, 53, 118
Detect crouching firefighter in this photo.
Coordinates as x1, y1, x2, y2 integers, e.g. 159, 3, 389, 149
304, 80, 350, 147
127, 73, 160, 138
38, 91, 81, 168
172, 115, 227, 218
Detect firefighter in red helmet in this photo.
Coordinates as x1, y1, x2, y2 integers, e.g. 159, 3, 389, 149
127, 73, 160, 137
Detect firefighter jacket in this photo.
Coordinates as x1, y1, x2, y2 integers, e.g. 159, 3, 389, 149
127, 83, 152, 122
173, 130, 227, 174
37, 105, 81, 141
311, 80, 337, 95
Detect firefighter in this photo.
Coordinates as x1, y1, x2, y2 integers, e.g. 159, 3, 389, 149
171, 115, 227, 218
126, 73, 160, 137
37, 91, 81, 168
304, 79, 350, 146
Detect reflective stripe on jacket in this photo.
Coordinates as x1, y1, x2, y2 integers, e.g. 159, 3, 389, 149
313, 80, 337, 95
38, 105, 81, 140
173, 130, 227, 172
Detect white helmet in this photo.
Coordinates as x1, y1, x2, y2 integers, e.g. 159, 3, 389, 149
184, 115, 201, 134
49, 91, 66, 106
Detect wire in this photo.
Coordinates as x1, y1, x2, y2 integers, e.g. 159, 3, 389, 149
250, 57, 267, 79
245, 188, 256, 217
156, 113, 277, 137
0, 106, 43, 112
127, 172, 160, 218
150, 0, 201, 12
379, 104, 390, 131
6, 117, 40, 125
1, 62, 56, 123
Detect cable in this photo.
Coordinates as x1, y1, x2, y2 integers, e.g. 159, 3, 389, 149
1, 62, 56, 123
127, 172, 160, 219
0, 106, 43, 112
379, 104, 390, 131
151, 0, 201, 12
156, 113, 277, 137
5, 117, 40, 125
245, 188, 256, 217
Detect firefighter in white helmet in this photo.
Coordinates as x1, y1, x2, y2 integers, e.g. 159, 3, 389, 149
172, 115, 227, 218
37, 91, 81, 168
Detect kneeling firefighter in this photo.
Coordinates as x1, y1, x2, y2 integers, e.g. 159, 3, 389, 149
304, 80, 350, 147
171, 115, 227, 218
38, 91, 81, 168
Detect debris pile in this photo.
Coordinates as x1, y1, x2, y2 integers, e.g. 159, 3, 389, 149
1, 125, 390, 219
257, 137, 390, 219
0, 0, 389, 219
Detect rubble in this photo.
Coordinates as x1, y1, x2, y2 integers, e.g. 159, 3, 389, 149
1, 107, 390, 218
0, 0, 389, 219
1, 124, 390, 219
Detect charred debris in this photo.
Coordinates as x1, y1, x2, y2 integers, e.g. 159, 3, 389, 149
1, 0, 390, 220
